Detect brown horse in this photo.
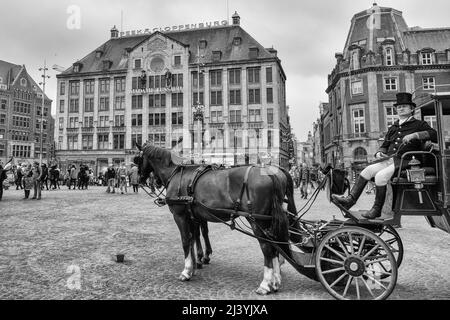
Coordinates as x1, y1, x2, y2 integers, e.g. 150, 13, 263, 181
135, 142, 299, 294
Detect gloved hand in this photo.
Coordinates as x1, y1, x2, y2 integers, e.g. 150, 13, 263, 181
402, 133, 419, 144
375, 152, 388, 159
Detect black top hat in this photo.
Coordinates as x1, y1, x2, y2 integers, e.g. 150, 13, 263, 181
394, 92, 416, 108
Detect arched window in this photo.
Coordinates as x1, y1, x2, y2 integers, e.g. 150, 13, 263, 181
353, 147, 367, 162
385, 48, 394, 66
20, 78, 27, 87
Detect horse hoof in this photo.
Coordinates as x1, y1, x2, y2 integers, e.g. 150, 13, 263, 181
196, 263, 203, 269
255, 286, 271, 295
179, 274, 191, 281
202, 257, 210, 265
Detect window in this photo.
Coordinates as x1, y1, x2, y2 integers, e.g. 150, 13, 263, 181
229, 130, 243, 148
351, 51, 359, 70
114, 115, 125, 127
247, 68, 260, 84
193, 92, 204, 105
229, 110, 241, 123
98, 134, 109, 149
249, 48, 259, 59
149, 94, 166, 107
266, 67, 273, 83
229, 69, 241, 85
384, 77, 397, 91
60, 82, 66, 95
351, 80, 363, 95
59, 100, 65, 113
209, 129, 224, 149
68, 135, 78, 150
192, 72, 204, 88
384, 102, 398, 127
424, 115, 437, 129
115, 77, 126, 92
171, 93, 183, 107
131, 114, 143, 126
84, 98, 94, 112
229, 89, 241, 105
210, 90, 222, 106
68, 117, 79, 128
83, 116, 93, 127
82, 135, 93, 150
1, 99, 6, 110
248, 109, 261, 122
69, 81, 80, 95
352, 106, 365, 134
212, 51, 221, 62
268, 130, 273, 148
148, 75, 165, 89
148, 113, 166, 126
354, 147, 368, 162
59, 118, 64, 129
131, 134, 142, 147
210, 70, 222, 86
171, 112, 183, 125
69, 99, 79, 113
114, 96, 125, 110
267, 88, 273, 103
385, 48, 394, 66
248, 89, 261, 104
171, 74, 183, 87
99, 97, 109, 111
423, 77, 435, 90
99, 79, 110, 94
134, 59, 142, 69
210, 111, 223, 123
148, 133, 166, 148
99, 116, 109, 127
113, 134, 125, 149
132, 95, 143, 109
267, 108, 274, 124
20, 78, 27, 87
421, 52, 432, 65
174, 56, 181, 66
84, 80, 95, 95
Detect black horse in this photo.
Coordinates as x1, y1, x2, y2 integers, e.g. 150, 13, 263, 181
134, 142, 299, 294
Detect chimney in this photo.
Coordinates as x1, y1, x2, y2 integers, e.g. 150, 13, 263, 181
110, 25, 119, 39
232, 11, 240, 26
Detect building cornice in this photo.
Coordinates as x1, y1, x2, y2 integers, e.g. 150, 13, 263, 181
57, 69, 128, 79
326, 64, 450, 93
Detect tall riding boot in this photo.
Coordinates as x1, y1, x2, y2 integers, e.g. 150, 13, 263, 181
362, 185, 387, 219
332, 176, 368, 210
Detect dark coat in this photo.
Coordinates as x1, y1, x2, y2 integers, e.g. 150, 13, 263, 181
378, 117, 437, 170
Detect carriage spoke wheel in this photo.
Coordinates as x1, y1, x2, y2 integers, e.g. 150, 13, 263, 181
376, 225, 404, 275
315, 227, 397, 300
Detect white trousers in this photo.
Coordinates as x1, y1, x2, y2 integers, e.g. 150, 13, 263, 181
360, 158, 395, 186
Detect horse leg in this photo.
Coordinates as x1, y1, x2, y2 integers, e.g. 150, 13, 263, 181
200, 221, 212, 264
193, 222, 204, 269
255, 241, 278, 295
173, 213, 195, 281
272, 255, 282, 292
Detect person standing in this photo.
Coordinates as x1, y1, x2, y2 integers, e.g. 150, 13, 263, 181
118, 163, 128, 194
31, 161, 42, 200
69, 165, 77, 190
15, 164, 23, 190
129, 163, 139, 193
22, 164, 33, 199
0, 160, 8, 201
106, 165, 116, 193
299, 163, 311, 199
40, 163, 49, 191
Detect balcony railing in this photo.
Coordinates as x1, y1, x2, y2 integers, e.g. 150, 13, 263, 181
208, 122, 224, 129
96, 126, 110, 133
345, 133, 369, 140
248, 121, 263, 129
112, 126, 126, 132
81, 127, 94, 133
66, 127, 79, 133
228, 122, 243, 129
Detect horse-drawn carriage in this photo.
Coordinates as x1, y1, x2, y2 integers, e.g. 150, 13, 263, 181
134, 93, 450, 300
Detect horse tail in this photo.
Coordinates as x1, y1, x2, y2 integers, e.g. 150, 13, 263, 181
278, 166, 297, 215
268, 174, 292, 259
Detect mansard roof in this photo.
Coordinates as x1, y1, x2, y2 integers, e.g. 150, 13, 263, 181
59, 25, 278, 76
403, 28, 450, 52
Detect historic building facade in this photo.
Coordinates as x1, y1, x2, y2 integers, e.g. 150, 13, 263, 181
325, 4, 450, 176
0, 60, 53, 164
55, 13, 291, 173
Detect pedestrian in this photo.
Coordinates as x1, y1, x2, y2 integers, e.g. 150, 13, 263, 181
31, 161, 42, 200
105, 165, 116, 193
40, 163, 49, 191
0, 159, 9, 201
129, 163, 139, 193
118, 162, 128, 194
15, 163, 23, 190
22, 164, 33, 199
299, 163, 311, 199
68, 165, 77, 190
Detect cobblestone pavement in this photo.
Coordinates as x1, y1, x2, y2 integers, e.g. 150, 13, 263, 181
0, 185, 449, 300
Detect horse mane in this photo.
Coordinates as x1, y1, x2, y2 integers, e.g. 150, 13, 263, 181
142, 143, 173, 165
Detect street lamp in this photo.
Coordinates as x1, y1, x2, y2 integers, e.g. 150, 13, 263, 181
38, 61, 50, 166
192, 43, 205, 163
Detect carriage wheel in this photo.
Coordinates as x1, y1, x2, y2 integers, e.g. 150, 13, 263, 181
315, 226, 397, 300
376, 225, 404, 272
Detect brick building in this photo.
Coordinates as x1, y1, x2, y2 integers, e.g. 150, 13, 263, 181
0, 60, 53, 164
325, 3, 450, 176
55, 13, 291, 173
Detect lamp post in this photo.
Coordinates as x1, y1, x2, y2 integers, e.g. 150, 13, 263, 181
38, 61, 50, 166
193, 43, 205, 163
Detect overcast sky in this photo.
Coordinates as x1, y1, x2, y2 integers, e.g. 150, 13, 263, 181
1, 0, 450, 141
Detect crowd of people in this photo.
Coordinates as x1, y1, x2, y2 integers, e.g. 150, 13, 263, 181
289, 163, 322, 200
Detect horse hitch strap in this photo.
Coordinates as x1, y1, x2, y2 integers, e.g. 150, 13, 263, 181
231, 166, 254, 230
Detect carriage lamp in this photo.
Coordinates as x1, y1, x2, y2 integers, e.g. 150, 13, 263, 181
406, 156, 425, 204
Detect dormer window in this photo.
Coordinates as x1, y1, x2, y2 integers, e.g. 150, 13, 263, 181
102, 60, 112, 70
199, 40, 207, 49
249, 47, 259, 59
174, 55, 181, 66
95, 50, 104, 58
20, 78, 27, 87
73, 62, 82, 73
351, 51, 359, 70
421, 52, 433, 65
134, 59, 142, 69
212, 51, 222, 62
385, 48, 394, 66
233, 37, 242, 46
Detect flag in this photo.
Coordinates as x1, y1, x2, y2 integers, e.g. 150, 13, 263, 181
3, 156, 14, 171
